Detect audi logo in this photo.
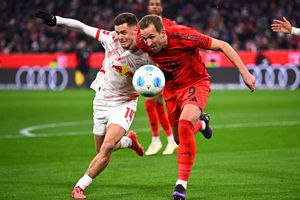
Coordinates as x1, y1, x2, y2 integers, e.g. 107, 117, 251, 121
240, 64, 300, 90
15, 66, 68, 90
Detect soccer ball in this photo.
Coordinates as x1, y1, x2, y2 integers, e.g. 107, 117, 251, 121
132, 65, 165, 97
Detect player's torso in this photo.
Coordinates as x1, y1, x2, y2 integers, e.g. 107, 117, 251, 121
148, 37, 208, 89
96, 31, 149, 103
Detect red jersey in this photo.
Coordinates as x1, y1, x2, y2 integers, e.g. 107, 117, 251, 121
137, 25, 212, 90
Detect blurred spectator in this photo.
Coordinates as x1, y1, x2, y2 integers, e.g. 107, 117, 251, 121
75, 40, 91, 88
1, 0, 300, 53
255, 51, 270, 65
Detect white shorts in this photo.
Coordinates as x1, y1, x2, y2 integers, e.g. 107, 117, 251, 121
93, 98, 137, 136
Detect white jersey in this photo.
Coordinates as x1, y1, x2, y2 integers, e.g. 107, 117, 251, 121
91, 29, 150, 105
56, 16, 150, 106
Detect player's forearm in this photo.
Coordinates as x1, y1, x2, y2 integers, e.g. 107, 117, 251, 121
291, 27, 300, 36
221, 42, 249, 75
56, 16, 97, 38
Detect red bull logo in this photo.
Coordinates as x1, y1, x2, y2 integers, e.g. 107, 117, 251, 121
112, 65, 133, 77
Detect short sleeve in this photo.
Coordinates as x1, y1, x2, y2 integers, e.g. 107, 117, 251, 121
96, 29, 115, 49
184, 28, 212, 49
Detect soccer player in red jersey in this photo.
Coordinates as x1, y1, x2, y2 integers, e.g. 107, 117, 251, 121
144, 0, 178, 156
137, 15, 256, 200
148, 0, 176, 27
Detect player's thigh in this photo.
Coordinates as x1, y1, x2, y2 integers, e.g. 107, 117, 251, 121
104, 123, 126, 144
93, 100, 109, 136
165, 96, 181, 127
180, 104, 202, 124
180, 80, 210, 120
100, 124, 126, 154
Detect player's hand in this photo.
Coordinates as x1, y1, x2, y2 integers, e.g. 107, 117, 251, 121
35, 10, 57, 26
271, 17, 292, 34
242, 71, 256, 92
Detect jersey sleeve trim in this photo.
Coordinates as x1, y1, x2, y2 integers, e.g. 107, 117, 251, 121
207, 37, 212, 48
95, 29, 101, 41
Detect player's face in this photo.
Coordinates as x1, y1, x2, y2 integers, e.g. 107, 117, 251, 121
141, 23, 167, 53
115, 23, 138, 50
148, 0, 163, 16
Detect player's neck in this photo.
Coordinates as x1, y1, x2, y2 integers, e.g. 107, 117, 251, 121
129, 44, 139, 52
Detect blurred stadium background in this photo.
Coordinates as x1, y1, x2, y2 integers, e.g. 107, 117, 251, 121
1, 0, 300, 90
0, 0, 299, 199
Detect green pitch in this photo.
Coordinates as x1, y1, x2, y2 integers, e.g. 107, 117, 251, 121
0, 89, 299, 200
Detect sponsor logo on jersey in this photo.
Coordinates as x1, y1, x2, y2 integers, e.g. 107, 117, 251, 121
112, 65, 134, 77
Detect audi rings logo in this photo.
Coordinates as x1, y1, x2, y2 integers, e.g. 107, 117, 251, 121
240, 64, 300, 90
16, 66, 68, 90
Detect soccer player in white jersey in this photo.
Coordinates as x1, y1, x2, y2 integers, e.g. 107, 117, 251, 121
35, 11, 151, 199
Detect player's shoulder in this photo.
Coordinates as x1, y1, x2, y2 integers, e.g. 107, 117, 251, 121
99, 29, 116, 37
98, 29, 118, 43
167, 25, 197, 34
166, 25, 200, 39
162, 17, 177, 27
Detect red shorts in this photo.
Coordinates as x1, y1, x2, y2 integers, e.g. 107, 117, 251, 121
163, 79, 210, 127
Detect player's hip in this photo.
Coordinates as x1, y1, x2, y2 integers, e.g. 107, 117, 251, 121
165, 81, 210, 126
163, 78, 210, 101
93, 92, 138, 107
93, 102, 137, 136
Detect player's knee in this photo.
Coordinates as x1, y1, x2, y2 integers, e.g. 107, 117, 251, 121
100, 142, 115, 155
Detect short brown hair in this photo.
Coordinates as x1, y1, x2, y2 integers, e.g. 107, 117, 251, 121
114, 12, 138, 26
139, 14, 163, 32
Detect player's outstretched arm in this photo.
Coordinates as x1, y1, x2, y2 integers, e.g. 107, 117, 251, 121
35, 10, 98, 38
271, 17, 292, 34
35, 10, 57, 26
271, 17, 300, 36
209, 38, 256, 92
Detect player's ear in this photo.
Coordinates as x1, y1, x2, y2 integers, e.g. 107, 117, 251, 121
160, 29, 166, 35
